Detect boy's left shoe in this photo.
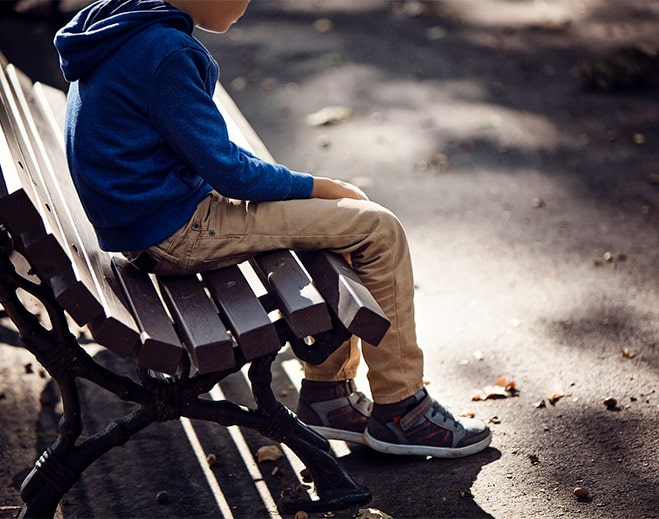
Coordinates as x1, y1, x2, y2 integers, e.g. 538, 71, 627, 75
296, 379, 372, 445
364, 389, 492, 458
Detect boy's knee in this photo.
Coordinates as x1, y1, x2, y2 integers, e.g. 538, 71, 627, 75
361, 201, 406, 243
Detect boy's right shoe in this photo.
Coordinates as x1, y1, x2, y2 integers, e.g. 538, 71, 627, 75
296, 379, 372, 445
364, 389, 492, 458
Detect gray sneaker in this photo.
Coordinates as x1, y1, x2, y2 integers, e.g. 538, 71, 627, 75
296, 380, 372, 445
364, 389, 492, 458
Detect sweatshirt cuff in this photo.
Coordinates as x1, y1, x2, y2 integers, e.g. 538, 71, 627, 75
288, 170, 315, 199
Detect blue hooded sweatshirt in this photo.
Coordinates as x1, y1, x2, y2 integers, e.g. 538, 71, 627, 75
54, 0, 314, 251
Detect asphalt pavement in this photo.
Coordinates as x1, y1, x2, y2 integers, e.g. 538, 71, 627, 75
1, 1, 657, 518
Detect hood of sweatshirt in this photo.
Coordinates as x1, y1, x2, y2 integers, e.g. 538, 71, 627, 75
54, 0, 194, 82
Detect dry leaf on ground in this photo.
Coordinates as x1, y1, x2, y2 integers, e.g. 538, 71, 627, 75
355, 508, 393, 519
547, 390, 565, 405
305, 106, 352, 126
472, 377, 519, 401
256, 445, 283, 462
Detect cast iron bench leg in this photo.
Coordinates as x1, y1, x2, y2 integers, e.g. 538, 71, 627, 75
19, 409, 156, 519
249, 355, 371, 514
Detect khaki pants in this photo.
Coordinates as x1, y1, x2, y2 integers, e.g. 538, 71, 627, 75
145, 192, 424, 404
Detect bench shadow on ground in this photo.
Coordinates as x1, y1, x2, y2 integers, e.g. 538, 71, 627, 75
6, 343, 501, 518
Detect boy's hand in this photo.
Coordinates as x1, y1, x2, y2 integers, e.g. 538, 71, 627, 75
311, 177, 369, 201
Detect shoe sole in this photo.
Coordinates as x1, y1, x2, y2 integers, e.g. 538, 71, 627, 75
363, 429, 493, 458
309, 425, 368, 446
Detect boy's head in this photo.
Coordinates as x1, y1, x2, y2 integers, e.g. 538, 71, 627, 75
168, 0, 250, 33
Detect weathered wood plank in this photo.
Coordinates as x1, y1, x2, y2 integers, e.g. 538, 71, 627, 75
203, 265, 281, 360
158, 274, 236, 373
250, 250, 332, 338
296, 251, 390, 346
111, 257, 184, 375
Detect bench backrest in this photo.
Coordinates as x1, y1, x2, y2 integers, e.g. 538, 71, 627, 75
0, 54, 390, 376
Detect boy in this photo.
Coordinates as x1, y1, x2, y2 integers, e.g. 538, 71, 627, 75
54, 0, 491, 458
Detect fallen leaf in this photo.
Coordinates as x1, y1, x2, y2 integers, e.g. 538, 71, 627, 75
460, 410, 475, 418
547, 391, 565, 405
472, 385, 507, 400
621, 348, 636, 358
534, 400, 547, 409
355, 508, 393, 519
256, 445, 283, 462
305, 106, 352, 126
528, 454, 540, 465
313, 18, 333, 33
300, 468, 312, 482
632, 133, 646, 145
472, 377, 519, 401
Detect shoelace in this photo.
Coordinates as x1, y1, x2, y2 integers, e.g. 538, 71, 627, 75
429, 400, 462, 429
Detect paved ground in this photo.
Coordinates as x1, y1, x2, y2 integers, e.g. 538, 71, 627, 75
1, 1, 658, 518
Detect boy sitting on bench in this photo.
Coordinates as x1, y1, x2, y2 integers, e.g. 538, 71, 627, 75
54, 0, 491, 458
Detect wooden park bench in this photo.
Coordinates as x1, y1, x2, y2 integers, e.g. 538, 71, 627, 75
0, 52, 390, 518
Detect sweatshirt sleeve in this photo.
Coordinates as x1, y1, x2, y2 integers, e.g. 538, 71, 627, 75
147, 47, 314, 201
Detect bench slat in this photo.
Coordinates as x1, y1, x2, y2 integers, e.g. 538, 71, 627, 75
0, 91, 104, 327
296, 251, 390, 346
0, 189, 102, 323
250, 250, 332, 338
203, 265, 281, 360
111, 257, 183, 375
34, 83, 66, 135
0, 70, 58, 239
27, 234, 104, 322
0, 188, 46, 252
0, 66, 60, 230
3, 63, 140, 357
158, 274, 236, 373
